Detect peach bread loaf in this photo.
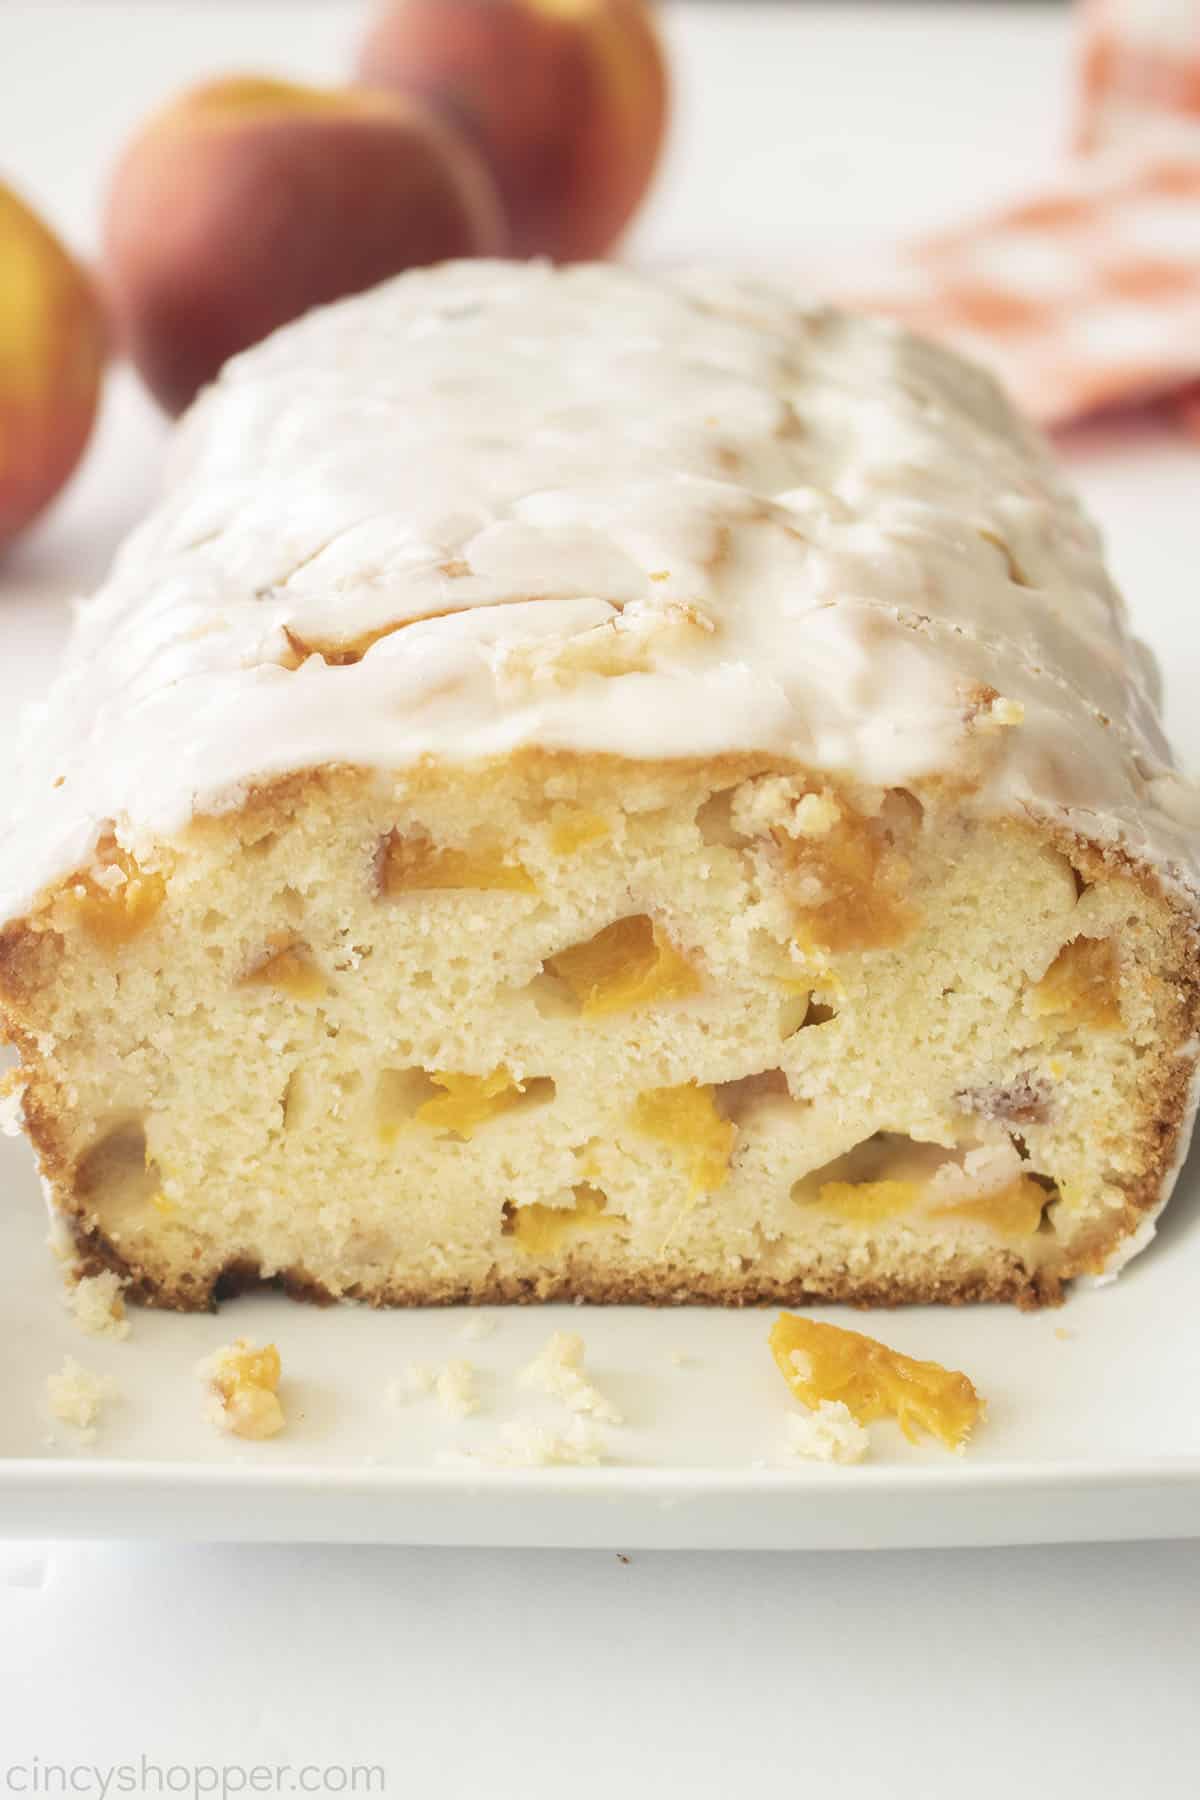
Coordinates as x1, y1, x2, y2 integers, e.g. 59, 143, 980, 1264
1, 261, 1198, 1311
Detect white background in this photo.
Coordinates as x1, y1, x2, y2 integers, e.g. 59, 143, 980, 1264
2, 4, 1199, 1794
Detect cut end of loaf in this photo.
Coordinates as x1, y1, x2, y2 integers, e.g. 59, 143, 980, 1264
2, 752, 1197, 1313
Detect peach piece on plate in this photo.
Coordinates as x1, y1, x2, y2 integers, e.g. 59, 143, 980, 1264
103, 75, 507, 415
356, 0, 669, 260
0, 182, 106, 550
770, 1314, 984, 1452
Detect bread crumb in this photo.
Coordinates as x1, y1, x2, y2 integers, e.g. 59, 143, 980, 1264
518, 1331, 622, 1424
400, 1363, 436, 1398
392, 1359, 480, 1416
198, 1338, 285, 1440
668, 1349, 693, 1368
436, 1360, 480, 1417
779, 1401, 870, 1466
984, 696, 1025, 728
46, 1356, 114, 1438
1054, 1326, 1076, 1341
791, 791, 842, 837
485, 1417, 608, 1467
64, 1270, 130, 1341
0, 1074, 25, 1137
459, 1315, 497, 1342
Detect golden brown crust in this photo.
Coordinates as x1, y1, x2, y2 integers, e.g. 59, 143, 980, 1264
64, 1211, 1065, 1313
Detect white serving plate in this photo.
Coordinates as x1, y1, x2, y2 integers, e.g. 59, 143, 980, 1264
1, 380, 1200, 1550
1, 1122, 1199, 1548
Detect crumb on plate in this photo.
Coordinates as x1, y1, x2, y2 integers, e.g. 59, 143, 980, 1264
518, 1331, 622, 1423
46, 1356, 114, 1438
393, 1359, 480, 1416
64, 1268, 130, 1340
198, 1337, 285, 1440
779, 1400, 870, 1465
484, 1417, 608, 1467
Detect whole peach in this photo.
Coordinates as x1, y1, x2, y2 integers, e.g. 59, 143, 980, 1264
103, 76, 507, 416
356, 0, 669, 261
0, 183, 106, 550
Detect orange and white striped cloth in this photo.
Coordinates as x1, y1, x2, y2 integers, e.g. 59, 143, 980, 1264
1077, 0, 1200, 146
850, 0, 1200, 431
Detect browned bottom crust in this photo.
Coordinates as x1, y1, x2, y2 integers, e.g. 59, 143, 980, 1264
69, 1218, 1065, 1315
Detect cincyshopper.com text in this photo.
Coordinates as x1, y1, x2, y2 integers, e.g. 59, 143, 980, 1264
2, 1761, 386, 1798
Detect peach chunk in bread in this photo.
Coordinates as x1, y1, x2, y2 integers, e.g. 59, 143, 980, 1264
241, 936, 327, 999
544, 913, 701, 1016
416, 1067, 552, 1138
1032, 935, 1122, 1030
770, 1315, 984, 1452
775, 796, 919, 955
791, 1134, 1056, 1241
59, 843, 167, 948
505, 1183, 627, 1255
381, 828, 536, 894
631, 1082, 736, 1196
4, 755, 1195, 1313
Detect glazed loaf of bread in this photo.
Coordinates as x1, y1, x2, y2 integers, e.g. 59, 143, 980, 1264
1, 261, 1198, 1311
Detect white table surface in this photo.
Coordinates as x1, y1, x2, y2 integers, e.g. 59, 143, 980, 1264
3, 4, 1200, 1793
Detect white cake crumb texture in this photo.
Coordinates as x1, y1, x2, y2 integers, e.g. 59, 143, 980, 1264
394, 1359, 481, 1416
46, 1356, 114, 1437
436, 1360, 480, 1417
486, 1417, 608, 1467
780, 1401, 871, 1466
518, 1331, 623, 1424
64, 1269, 130, 1341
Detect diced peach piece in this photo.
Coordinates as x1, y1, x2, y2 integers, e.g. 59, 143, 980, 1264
544, 914, 700, 1016
103, 75, 505, 415
814, 1177, 923, 1225
416, 1067, 527, 1137
65, 845, 166, 946
781, 801, 917, 954
355, 0, 669, 260
769, 1315, 983, 1452
549, 810, 611, 855
1032, 936, 1121, 1029
241, 936, 326, 999
0, 181, 106, 548
507, 1182, 626, 1255
381, 830, 536, 894
632, 1081, 735, 1194
934, 1175, 1049, 1237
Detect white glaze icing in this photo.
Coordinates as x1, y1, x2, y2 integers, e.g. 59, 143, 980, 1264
1, 259, 1197, 924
